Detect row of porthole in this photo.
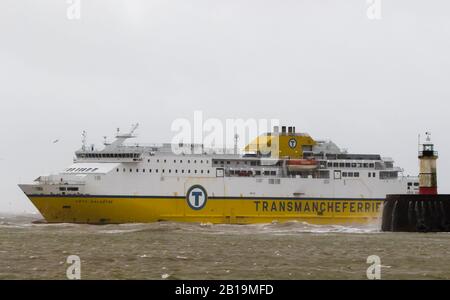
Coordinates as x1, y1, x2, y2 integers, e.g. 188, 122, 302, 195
117, 168, 211, 175
147, 159, 210, 164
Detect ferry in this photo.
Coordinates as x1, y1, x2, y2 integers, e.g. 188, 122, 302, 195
18, 125, 419, 224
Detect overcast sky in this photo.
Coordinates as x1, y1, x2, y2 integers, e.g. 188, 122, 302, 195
1, 0, 449, 213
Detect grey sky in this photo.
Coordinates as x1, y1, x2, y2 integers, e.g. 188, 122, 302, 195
1, 0, 449, 213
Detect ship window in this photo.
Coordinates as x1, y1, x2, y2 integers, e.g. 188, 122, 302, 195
67, 187, 79, 191
214, 161, 218, 164
169, 169, 171, 173
148, 159, 150, 163
408, 182, 413, 186
339, 163, 345, 167
373, 172, 376, 177
143, 169, 145, 172
271, 171, 276, 176
136, 169, 139, 173
227, 161, 230, 164
369, 163, 375, 168
256, 171, 261, 176
201, 170, 204, 174
207, 170, 210, 174
201, 160, 203, 163
188, 170, 191, 174
174, 160, 176, 163
348, 173, 354, 177
345, 163, 351, 168
343, 172, 347, 177
130, 169, 132, 172
59, 187, 67, 191
354, 172, 360, 177
368, 173, 371, 178
194, 170, 197, 174
180, 160, 183, 163
264, 171, 270, 176
220, 161, 224, 164
149, 169, 152, 173
333, 163, 339, 167
116, 168, 119, 172
175, 170, 178, 173
364, 163, 369, 168
182, 170, 185, 173
327, 162, 332, 167
156, 169, 159, 173
206, 160, 209, 164
188, 160, 191, 163
164, 160, 166, 163
352, 163, 357, 168
414, 183, 419, 186
357, 163, 362, 168
162, 169, 165, 173
157, 159, 160, 162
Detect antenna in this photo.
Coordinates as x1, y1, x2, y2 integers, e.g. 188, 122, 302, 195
234, 132, 239, 155
129, 123, 139, 136
81, 131, 87, 151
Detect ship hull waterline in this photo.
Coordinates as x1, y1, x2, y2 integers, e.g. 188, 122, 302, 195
26, 195, 384, 225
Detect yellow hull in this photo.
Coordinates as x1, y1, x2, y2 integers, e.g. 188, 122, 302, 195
28, 195, 384, 225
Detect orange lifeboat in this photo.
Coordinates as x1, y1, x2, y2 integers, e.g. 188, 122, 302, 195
286, 159, 318, 171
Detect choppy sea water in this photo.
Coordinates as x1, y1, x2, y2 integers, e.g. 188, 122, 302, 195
1, 213, 450, 280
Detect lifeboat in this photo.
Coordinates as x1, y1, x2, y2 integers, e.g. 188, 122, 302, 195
286, 159, 318, 171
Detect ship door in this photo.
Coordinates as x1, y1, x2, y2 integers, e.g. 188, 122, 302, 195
334, 170, 342, 180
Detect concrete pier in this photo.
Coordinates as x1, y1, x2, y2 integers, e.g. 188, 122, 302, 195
381, 195, 450, 232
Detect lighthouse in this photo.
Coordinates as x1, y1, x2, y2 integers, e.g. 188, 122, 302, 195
419, 132, 438, 195
382, 133, 450, 232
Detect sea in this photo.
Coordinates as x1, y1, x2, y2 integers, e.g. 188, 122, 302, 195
1, 213, 450, 280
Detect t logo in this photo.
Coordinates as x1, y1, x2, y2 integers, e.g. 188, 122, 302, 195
186, 185, 208, 210
288, 138, 297, 149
